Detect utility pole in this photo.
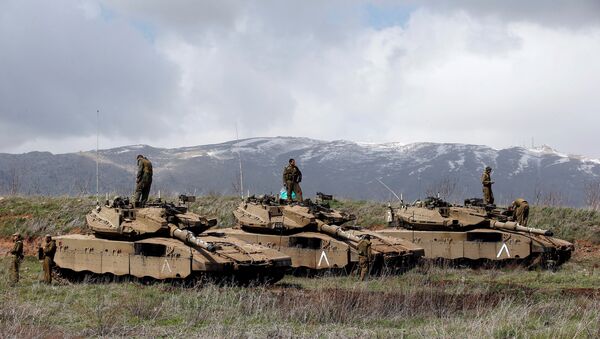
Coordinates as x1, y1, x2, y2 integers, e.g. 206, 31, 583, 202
96, 109, 99, 206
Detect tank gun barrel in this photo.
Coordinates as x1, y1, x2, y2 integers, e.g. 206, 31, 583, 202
169, 225, 218, 252
489, 220, 553, 236
317, 221, 362, 243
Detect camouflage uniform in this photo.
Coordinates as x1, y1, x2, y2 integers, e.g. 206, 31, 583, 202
481, 167, 494, 205
282, 164, 303, 202
512, 198, 530, 226
356, 237, 372, 281
133, 156, 153, 205
10, 235, 23, 285
41, 237, 57, 284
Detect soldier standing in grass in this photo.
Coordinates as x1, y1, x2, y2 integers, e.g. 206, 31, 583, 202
357, 234, 372, 281
511, 198, 530, 226
10, 232, 24, 286
481, 166, 495, 205
282, 158, 303, 203
133, 154, 153, 206
40, 234, 56, 284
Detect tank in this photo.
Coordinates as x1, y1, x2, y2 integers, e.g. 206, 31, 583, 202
378, 197, 574, 268
221, 193, 425, 274
53, 195, 292, 284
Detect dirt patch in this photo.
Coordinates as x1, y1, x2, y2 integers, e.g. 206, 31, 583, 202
573, 240, 600, 263
0, 214, 33, 221
560, 288, 600, 298
0, 237, 43, 256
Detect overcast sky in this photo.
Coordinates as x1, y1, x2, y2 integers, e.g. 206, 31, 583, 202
1, 0, 599, 157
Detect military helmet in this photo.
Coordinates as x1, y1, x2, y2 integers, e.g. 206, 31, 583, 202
137, 154, 144, 159
12, 232, 21, 239
363, 234, 371, 240
485, 166, 492, 171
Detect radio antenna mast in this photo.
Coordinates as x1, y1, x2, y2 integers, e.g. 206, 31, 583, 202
375, 177, 402, 203
96, 109, 99, 206
235, 124, 244, 199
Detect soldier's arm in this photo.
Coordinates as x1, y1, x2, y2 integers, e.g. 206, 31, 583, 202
137, 161, 144, 182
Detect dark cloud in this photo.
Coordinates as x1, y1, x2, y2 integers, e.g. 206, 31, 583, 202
415, 0, 600, 28
0, 0, 179, 150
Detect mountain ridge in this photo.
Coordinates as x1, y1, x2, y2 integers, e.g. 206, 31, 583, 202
0, 136, 598, 206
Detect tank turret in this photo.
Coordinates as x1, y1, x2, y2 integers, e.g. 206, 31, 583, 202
380, 196, 573, 268
52, 195, 292, 284
224, 194, 425, 274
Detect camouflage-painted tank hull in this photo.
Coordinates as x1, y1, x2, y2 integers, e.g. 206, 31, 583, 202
377, 228, 573, 268
54, 234, 291, 284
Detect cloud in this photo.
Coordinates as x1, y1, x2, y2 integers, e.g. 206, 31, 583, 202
0, 0, 180, 151
1, 1, 599, 158
415, 0, 600, 28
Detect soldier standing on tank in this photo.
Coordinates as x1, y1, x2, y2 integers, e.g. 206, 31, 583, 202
39, 234, 56, 284
282, 158, 303, 202
481, 166, 495, 205
9, 232, 24, 286
133, 154, 153, 206
357, 234, 372, 281
511, 198, 530, 226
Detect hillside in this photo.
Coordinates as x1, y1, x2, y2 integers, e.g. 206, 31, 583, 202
0, 196, 598, 246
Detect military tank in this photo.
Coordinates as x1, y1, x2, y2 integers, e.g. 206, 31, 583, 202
221, 193, 425, 275
378, 196, 574, 268
53, 195, 291, 284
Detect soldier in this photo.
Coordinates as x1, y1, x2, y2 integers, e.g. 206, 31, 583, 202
133, 154, 153, 206
356, 234, 372, 281
9, 232, 23, 286
282, 158, 303, 202
40, 234, 57, 284
481, 166, 495, 205
511, 198, 530, 226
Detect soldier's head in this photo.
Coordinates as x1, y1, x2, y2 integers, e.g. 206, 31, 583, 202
137, 154, 144, 160
45, 234, 52, 241
289, 158, 296, 166
12, 232, 20, 241
485, 166, 492, 172
363, 234, 371, 240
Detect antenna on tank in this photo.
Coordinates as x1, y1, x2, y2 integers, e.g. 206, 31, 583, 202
375, 178, 402, 204
96, 109, 100, 206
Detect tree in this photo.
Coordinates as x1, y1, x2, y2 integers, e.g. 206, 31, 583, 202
584, 180, 600, 210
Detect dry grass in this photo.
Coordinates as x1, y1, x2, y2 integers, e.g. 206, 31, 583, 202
0, 258, 598, 338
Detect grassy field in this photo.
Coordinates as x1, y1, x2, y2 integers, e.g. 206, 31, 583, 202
0, 196, 599, 337
1, 258, 598, 338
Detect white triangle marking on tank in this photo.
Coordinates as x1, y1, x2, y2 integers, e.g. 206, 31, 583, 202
162, 259, 172, 273
496, 243, 510, 258
318, 250, 330, 267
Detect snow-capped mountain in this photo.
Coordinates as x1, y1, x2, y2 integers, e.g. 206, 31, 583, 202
1, 137, 599, 206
